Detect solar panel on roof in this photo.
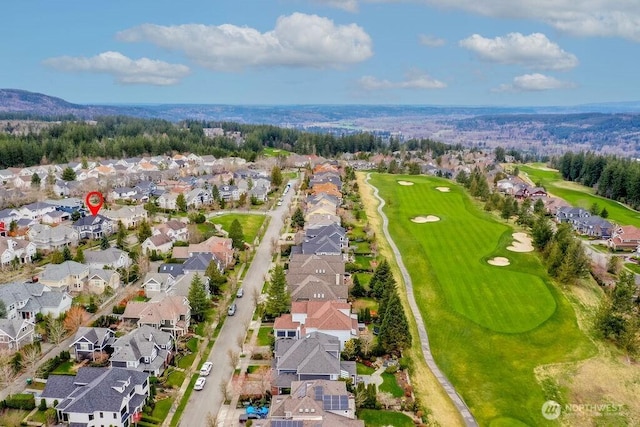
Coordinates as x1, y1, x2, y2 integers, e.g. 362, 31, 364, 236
322, 394, 349, 411
314, 385, 323, 401
272, 421, 303, 427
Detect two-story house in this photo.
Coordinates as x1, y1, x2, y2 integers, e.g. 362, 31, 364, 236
272, 332, 356, 395
110, 325, 173, 376
0, 282, 72, 320
273, 301, 358, 350
72, 214, 114, 240
0, 318, 35, 351
38, 261, 89, 292
122, 295, 190, 337
27, 224, 80, 251
41, 367, 149, 427
84, 247, 132, 270
70, 327, 116, 361
101, 205, 148, 229
0, 237, 36, 266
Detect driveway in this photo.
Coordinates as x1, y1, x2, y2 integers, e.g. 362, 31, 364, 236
178, 180, 297, 426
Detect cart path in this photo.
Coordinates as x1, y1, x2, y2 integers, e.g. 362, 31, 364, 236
366, 173, 478, 427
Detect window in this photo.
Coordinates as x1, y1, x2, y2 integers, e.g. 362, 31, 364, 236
89, 414, 94, 420
100, 412, 104, 418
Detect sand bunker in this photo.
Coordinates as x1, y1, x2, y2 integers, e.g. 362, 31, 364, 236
488, 257, 510, 266
435, 187, 450, 192
398, 180, 414, 186
507, 232, 534, 253
411, 215, 440, 223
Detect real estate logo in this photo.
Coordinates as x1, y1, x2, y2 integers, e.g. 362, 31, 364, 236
541, 400, 562, 420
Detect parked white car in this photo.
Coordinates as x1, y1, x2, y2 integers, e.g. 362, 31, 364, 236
194, 377, 206, 391
200, 362, 213, 376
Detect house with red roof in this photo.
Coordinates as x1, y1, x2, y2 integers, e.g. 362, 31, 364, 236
273, 300, 358, 350
608, 225, 640, 251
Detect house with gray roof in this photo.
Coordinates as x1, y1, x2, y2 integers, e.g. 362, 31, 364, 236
0, 282, 72, 320
141, 273, 176, 296
110, 325, 173, 376
72, 214, 114, 240
28, 224, 79, 251
38, 260, 89, 292
272, 332, 356, 395
70, 327, 116, 361
41, 366, 149, 427
158, 263, 184, 277
267, 380, 363, 426
171, 272, 210, 299
84, 247, 132, 270
0, 318, 34, 351
182, 253, 213, 274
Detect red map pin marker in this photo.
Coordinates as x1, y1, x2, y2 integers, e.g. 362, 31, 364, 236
85, 191, 105, 216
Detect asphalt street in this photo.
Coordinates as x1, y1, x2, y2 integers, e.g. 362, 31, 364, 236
178, 180, 296, 426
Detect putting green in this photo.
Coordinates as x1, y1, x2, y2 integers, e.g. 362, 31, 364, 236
379, 177, 555, 333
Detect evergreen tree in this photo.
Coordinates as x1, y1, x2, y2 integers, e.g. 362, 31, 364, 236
265, 265, 290, 318
30, 173, 41, 188
206, 261, 226, 295
370, 260, 392, 299
61, 167, 76, 181
589, 202, 601, 215
100, 235, 110, 250
176, 193, 187, 212
271, 165, 283, 187
351, 274, 366, 298
291, 207, 305, 229
74, 247, 85, 263
211, 185, 220, 204
378, 291, 411, 355
62, 245, 73, 261
532, 215, 553, 251
600, 207, 609, 218
188, 274, 209, 322
229, 219, 245, 250
533, 198, 546, 215
116, 221, 127, 249
137, 220, 152, 243
50, 249, 64, 264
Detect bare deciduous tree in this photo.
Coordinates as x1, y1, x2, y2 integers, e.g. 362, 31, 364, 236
47, 317, 66, 345
22, 344, 42, 369
206, 412, 219, 427
227, 349, 240, 370
0, 356, 16, 387
378, 391, 396, 410
360, 333, 374, 358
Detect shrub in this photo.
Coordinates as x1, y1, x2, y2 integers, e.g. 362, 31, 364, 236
59, 350, 71, 361
39, 398, 47, 411
112, 305, 126, 315
385, 365, 398, 374
5, 393, 36, 410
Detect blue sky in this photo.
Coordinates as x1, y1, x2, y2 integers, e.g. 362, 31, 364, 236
2, 0, 639, 106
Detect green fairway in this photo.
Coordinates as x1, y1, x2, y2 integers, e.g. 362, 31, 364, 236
210, 213, 267, 243
370, 173, 594, 426
520, 164, 640, 227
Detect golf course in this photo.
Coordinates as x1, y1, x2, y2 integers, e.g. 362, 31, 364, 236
367, 173, 595, 426
520, 164, 640, 228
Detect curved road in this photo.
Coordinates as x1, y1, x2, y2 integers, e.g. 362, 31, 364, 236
366, 173, 478, 427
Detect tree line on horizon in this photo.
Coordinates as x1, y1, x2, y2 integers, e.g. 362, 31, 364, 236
0, 116, 460, 169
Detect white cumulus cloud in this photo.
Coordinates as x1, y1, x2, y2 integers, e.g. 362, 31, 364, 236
493, 73, 576, 92
419, 34, 446, 47
321, 1, 640, 42
117, 13, 373, 71
358, 69, 446, 90
43, 51, 190, 85
459, 32, 578, 71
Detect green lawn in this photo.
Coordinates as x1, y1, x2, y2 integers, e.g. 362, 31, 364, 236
51, 360, 75, 375
354, 273, 372, 288
211, 213, 266, 243
263, 147, 291, 157
186, 337, 199, 353
28, 410, 48, 424
151, 397, 173, 422
625, 262, 640, 274
177, 353, 196, 369
520, 165, 640, 227
164, 368, 186, 388
370, 173, 595, 426
379, 372, 404, 398
356, 362, 375, 375
358, 409, 415, 427
256, 326, 273, 346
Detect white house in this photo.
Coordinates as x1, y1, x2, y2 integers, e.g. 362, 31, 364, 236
0, 237, 37, 266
